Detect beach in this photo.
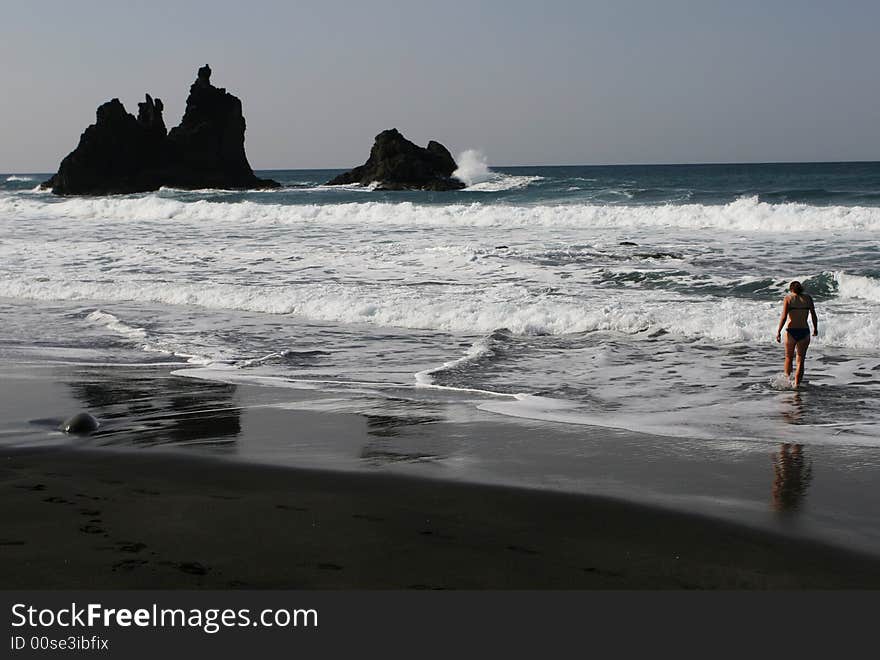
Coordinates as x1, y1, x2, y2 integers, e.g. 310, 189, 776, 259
3, 164, 880, 589
2, 360, 880, 589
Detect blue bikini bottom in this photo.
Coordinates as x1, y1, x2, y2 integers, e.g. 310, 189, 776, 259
786, 327, 811, 341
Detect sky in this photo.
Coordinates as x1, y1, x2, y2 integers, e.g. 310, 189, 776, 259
1, 0, 879, 171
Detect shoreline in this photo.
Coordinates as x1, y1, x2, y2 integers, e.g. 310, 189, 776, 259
1, 348, 879, 589
4, 444, 880, 589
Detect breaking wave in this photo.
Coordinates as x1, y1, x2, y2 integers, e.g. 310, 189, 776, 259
85, 308, 216, 364
453, 149, 544, 192
835, 271, 880, 303
3, 194, 880, 231
4, 277, 877, 349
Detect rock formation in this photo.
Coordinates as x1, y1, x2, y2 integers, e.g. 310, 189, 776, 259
326, 129, 465, 191
44, 65, 278, 195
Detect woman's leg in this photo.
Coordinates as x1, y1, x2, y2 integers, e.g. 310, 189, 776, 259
793, 336, 811, 387
784, 332, 796, 378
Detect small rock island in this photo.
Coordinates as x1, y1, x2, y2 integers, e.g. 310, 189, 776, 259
43, 65, 279, 195
326, 128, 465, 191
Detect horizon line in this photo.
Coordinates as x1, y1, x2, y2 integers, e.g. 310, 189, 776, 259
5, 158, 880, 175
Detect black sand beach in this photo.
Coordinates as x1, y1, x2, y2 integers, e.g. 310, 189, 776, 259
2, 361, 880, 589
4, 445, 880, 589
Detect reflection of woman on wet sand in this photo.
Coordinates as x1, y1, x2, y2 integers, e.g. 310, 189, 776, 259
771, 443, 813, 512
775, 281, 818, 388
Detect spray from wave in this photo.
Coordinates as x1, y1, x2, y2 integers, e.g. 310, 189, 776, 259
453, 150, 494, 187
453, 150, 543, 192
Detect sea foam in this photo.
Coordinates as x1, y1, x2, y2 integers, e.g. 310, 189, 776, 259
3, 193, 880, 232
835, 272, 880, 303
4, 277, 878, 349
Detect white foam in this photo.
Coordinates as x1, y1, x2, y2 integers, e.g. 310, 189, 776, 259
4, 193, 880, 232
478, 392, 880, 447
414, 335, 517, 396
86, 309, 147, 341
84, 308, 218, 365
835, 271, 880, 303
452, 149, 543, 192
465, 175, 544, 192
768, 373, 795, 390
414, 336, 495, 387
453, 150, 493, 187
5, 175, 34, 182
4, 278, 877, 349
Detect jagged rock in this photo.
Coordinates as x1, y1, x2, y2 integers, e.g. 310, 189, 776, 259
44, 65, 278, 195
137, 94, 166, 138
327, 128, 465, 191
164, 64, 273, 189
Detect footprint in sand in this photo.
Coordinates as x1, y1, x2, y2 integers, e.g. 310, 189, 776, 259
79, 524, 106, 535
582, 566, 625, 578
112, 559, 148, 572
506, 544, 541, 556
43, 496, 74, 505
352, 513, 385, 522
75, 493, 107, 501
117, 542, 148, 553
132, 488, 160, 495
407, 584, 445, 590
418, 529, 455, 540
178, 562, 209, 576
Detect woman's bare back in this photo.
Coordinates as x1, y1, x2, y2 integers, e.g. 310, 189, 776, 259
785, 293, 813, 329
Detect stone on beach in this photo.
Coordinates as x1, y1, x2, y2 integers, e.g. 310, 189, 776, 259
60, 412, 100, 435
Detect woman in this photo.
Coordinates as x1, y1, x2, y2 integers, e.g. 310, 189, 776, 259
775, 281, 819, 388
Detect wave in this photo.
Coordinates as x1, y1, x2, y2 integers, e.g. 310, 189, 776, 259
4, 193, 880, 232
86, 309, 148, 342
465, 175, 544, 192
84, 308, 215, 364
6, 277, 878, 348
453, 150, 493, 186
415, 328, 511, 391
834, 271, 880, 303
477, 394, 880, 447
5, 175, 34, 182
452, 150, 543, 192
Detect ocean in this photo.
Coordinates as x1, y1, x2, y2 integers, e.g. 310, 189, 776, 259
2, 159, 880, 550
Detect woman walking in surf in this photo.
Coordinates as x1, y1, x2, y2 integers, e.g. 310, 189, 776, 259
775, 281, 819, 388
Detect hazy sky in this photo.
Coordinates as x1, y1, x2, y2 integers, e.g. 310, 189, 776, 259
2, 0, 878, 171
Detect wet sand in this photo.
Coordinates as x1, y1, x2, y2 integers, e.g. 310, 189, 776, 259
2, 360, 880, 588
3, 445, 880, 589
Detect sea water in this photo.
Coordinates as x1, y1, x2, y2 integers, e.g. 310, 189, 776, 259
3, 160, 879, 445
